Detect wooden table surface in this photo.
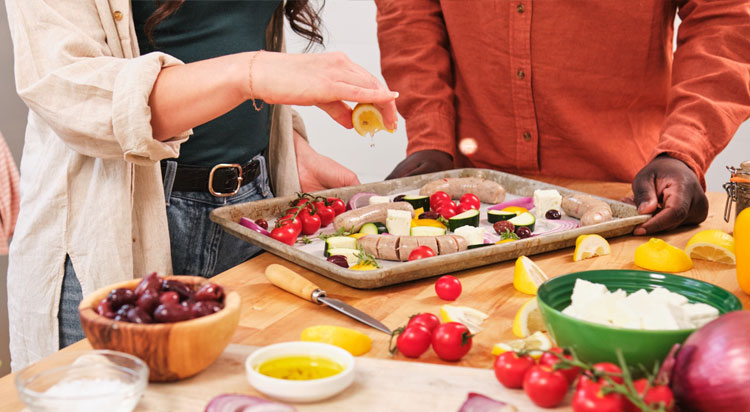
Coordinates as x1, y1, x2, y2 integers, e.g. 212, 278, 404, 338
1, 178, 745, 411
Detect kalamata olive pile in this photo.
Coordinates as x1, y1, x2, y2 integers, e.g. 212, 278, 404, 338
96, 272, 225, 324
545, 209, 561, 220
493, 221, 515, 235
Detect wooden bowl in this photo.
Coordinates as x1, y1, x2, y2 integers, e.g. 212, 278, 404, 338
78, 275, 240, 382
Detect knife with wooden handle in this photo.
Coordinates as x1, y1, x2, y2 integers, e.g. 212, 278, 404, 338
265, 264, 392, 334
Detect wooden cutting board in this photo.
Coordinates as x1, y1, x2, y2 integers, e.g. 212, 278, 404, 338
135, 344, 572, 411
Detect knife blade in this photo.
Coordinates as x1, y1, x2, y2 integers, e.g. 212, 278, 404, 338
265, 264, 392, 334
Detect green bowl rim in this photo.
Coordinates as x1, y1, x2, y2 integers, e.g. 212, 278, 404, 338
536, 269, 743, 335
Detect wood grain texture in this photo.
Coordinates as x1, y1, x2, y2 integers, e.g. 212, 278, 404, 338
0, 183, 744, 412
78, 276, 241, 382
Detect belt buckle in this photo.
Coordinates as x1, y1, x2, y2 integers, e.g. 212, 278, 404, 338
208, 163, 243, 197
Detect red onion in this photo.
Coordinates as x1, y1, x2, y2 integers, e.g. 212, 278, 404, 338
347, 192, 379, 210
239, 217, 271, 236
458, 393, 517, 412
664, 311, 750, 411
487, 197, 534, 211
204, 394, 296, 412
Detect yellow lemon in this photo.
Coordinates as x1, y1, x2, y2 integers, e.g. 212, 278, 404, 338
513, 256, 549, 295
573, 234, 611, 262
502, 206, 528, 215
634, 238, 693, 273
512, 298, 547, 338
300, 325, 372, 356
491, 331, 552, 359
440, 305, 489, 334
352, 103, 391, 137
684, 229, 735, 265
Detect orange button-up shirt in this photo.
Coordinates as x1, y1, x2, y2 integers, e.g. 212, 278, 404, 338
376, 0, 750, 187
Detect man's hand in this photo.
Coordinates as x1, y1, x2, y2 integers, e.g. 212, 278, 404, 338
386, 150, 453, 180
632, 155, 709, 235
294, 131, 361, 192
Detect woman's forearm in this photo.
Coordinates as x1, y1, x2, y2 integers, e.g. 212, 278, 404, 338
149, 52, 253, 141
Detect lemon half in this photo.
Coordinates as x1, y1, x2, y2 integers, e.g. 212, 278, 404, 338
352, 103, 391, 137
513, 256, 549, 295
440, 305, 489, 334
634, 238, 693, 273
573, 234, 611, 262
492, 331, 552, 359
685, 229, 735, 265
512, 298, 547, 338
300, 325, 372, 356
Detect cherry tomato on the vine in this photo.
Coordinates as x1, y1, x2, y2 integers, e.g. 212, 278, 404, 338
431, 322, 472, 361
435, 275, 462, 301
437, 203, 458, 219
523, 365, 569, 408
577, 362, 624, 389
409, 246, 436, 261
277, 214, 302, 235
572, 380, 625, 412
395, 325, 432, 358
270, 225, 298, 245
459, 193, 480, 209
457, 202, 478, 213
539, 347, 581, 384
430, 191, 452, 210
625, 379, 674, 412
299, 209, 321, 236
407, 313, 440, 333
494, 351, 536, 389
314, 201, 335, 227
327, 197, 347, 216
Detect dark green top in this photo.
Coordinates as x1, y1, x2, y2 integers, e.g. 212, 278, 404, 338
133, 0, 280, 166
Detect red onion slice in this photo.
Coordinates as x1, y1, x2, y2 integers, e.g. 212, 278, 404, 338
487, 197, 534, 211
347, 192, 379, 210
239, 217, 271, 236
458, 393, 517, 412
204, 394, 296, 412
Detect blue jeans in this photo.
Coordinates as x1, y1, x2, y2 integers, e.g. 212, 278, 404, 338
58, 154, 273, 347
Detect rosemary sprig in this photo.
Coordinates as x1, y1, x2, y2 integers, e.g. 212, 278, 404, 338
355, 245, 380, 268
317, 227, 352, 241
499, 229, 520, 241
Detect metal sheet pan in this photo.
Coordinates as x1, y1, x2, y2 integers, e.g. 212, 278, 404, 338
210, 169, 648, 289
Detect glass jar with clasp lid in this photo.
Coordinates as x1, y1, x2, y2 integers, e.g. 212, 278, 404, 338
723, 160, 750, 222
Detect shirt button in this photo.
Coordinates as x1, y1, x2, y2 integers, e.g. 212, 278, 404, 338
517, 69, 525, 80
113, 11, 123, 21
517, 4, 525, 13
523, 132, 532, 141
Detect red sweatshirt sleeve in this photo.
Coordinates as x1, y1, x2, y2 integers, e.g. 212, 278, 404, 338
653, 0, 750, 188
375, 0, 457, 161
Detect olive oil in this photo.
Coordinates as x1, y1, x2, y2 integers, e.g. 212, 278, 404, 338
257, 356, 344, 380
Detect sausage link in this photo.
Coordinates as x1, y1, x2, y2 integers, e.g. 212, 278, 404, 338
561, 194, 613, 226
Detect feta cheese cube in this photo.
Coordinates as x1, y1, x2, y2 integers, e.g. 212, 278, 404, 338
385, 209, 412, 236
454, 225, 485, 246
533, 189, 563, 219
368, 195, 391, 205
571, 279, 609, 314
683, 302, 719, 327
649, 287, 689, 306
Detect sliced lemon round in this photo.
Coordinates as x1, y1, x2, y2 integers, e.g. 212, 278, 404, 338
440, 305, 489, 334
512, 298, 547, 338
634, 238, 693, 273
513, 256, 549, 295
573, 234, 611, 262
491, 331, 552, 359
352, 103, 391, 137
300, 325, 372, 356
685, 229, 735, 265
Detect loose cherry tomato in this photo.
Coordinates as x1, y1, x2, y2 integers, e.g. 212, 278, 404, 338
435, 275, 462, 301
539, 347, 581, 384
276, 214, 302, 235
494, 351, 536, 389
577, 362, 624, 389
431, 322, 472, 361
523, 365, 569, 408
327, 197, 347, 215
408, 245, 436, 261
625, 379, 674, 412
572, 380, 625, 412
437, 203, 458, 219
407, 312, 440, 333
299, 208, 321, 236
270, 225, 298, 245
456, 202, 478, 213
395, 325, 432, 358
314, 201, 335, 227
459, 193, 480, 209
430, 191, 452, 210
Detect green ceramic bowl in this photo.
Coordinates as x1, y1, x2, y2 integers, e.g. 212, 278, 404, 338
537, 270, 742, 370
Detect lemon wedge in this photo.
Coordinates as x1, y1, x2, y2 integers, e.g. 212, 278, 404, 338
512, 298, 547, 338
634, 238, 693, 273
685, 229, 735, 265
573, 234, 611, 262
491, 331, 552, 359
440, 305, 489, 334
300, 325, 372, 356
513, 256, 549, 295
352, 103, 391, 137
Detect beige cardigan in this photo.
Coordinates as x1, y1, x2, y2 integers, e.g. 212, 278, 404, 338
5, 0, 302, 370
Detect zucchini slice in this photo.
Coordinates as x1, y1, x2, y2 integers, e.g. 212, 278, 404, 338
325, 247, 360, 265
410, 226, 447, 237
509, 212, 536, 232
448, 209, 480, 232
468, 243, 493, 249
402, 195, 431, 212
487, 209, 517, 223
373, 222, 388, 234
324, 236, 358, 257
359, 222, 380, 235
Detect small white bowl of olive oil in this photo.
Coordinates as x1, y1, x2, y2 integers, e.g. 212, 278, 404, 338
245, 341, 355, 403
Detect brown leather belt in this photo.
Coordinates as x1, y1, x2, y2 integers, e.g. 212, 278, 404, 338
161, 158, 261, 197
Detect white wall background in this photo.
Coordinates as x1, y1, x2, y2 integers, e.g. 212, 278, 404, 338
0, 0, 747, 377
